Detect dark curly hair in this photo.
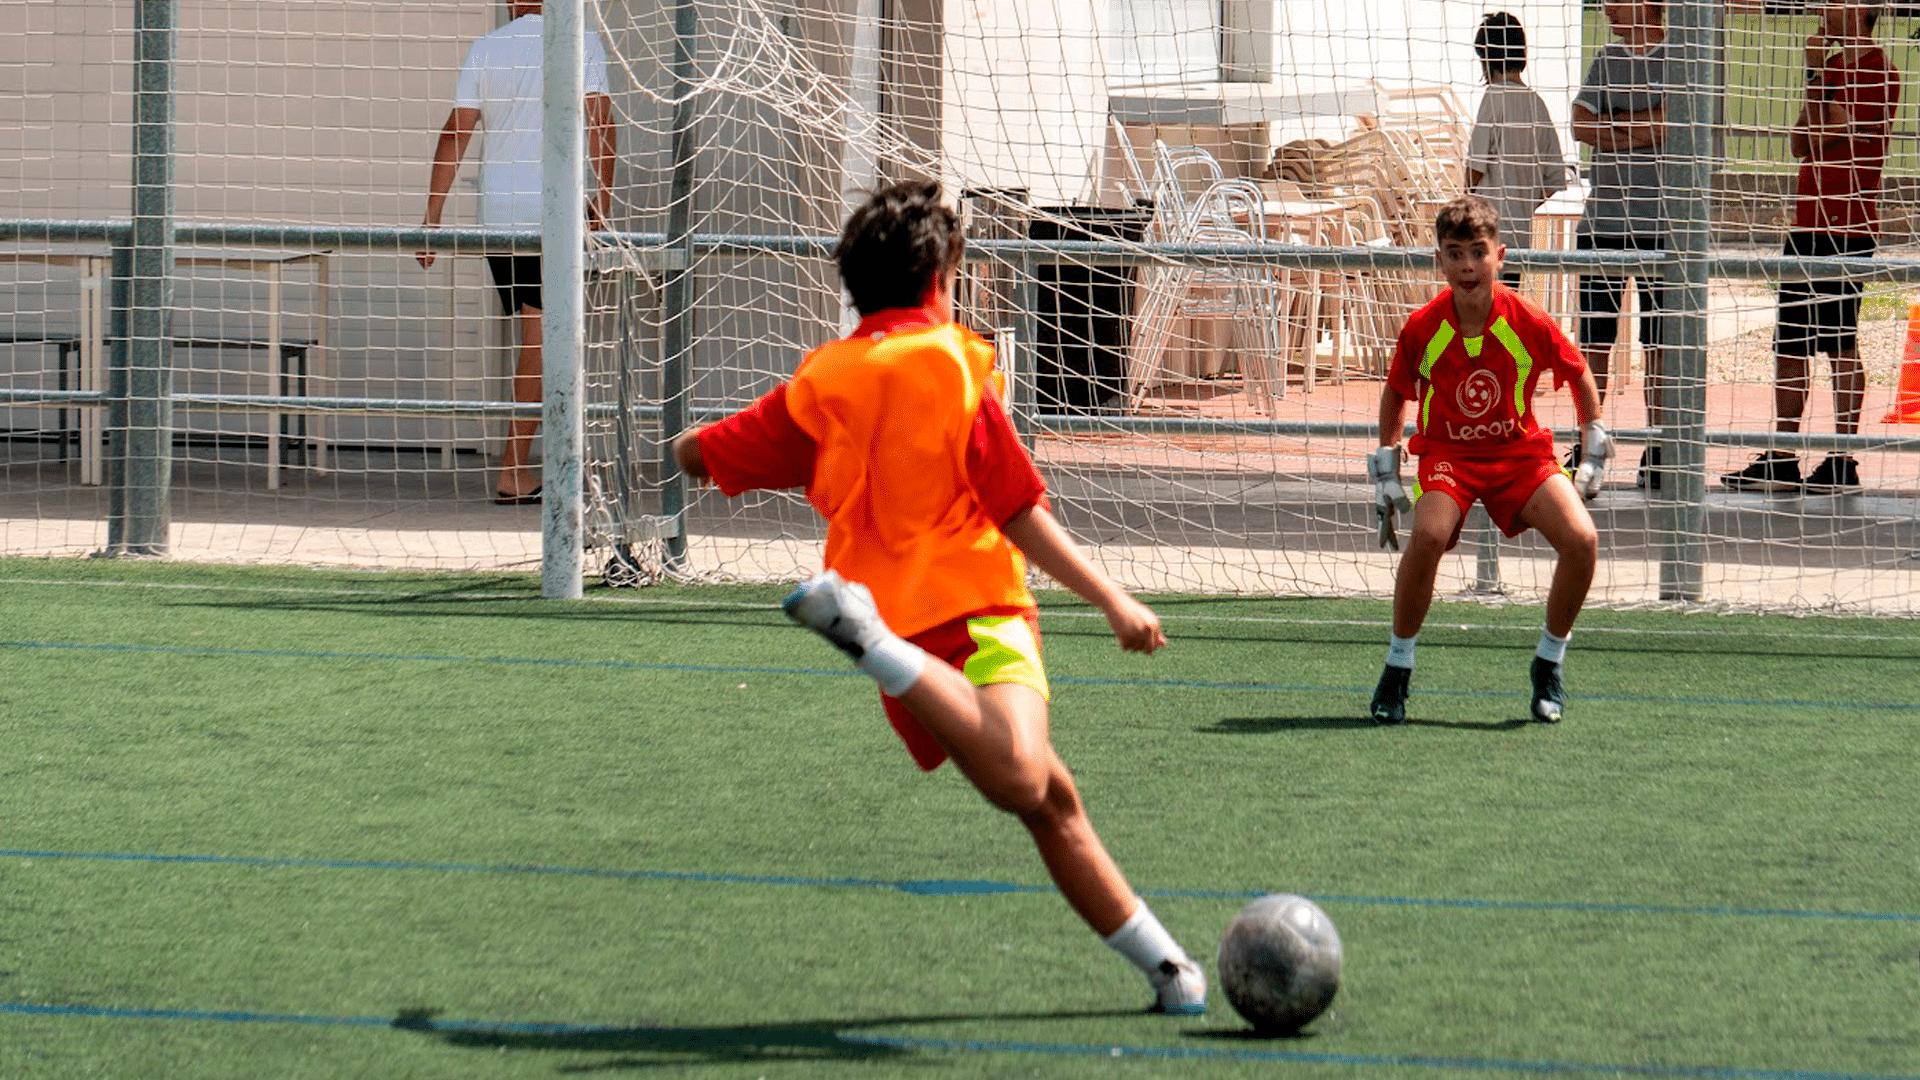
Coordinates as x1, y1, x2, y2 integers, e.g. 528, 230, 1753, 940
1434, 195, 1502, 245
833, 179, 966, 316
1474, 12, 1527, 79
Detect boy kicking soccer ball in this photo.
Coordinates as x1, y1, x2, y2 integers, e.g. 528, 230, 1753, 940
670, 180, 1207, 1015
1368, 195, 1609, 725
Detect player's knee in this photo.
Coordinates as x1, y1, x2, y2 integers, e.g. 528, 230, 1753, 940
1407, 519, 1453, 555
1557, 522, 1599, 567
1013, 765, 1083, 830
977, 754, 1055, 817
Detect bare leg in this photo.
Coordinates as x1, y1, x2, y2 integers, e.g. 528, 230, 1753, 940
496, 305, 544, 498
894, 673, 1135, 933
1774, 352, 1810, 434
1832, 349, 1864, 436
1391, 493, 1465, 640
1516, 473, 1599, 638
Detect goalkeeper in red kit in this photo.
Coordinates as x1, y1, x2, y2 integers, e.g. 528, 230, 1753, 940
1368, 195, 1609, 725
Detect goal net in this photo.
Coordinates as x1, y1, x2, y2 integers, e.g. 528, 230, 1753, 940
583, 0, 1920, 613
1, 2, 1917, 612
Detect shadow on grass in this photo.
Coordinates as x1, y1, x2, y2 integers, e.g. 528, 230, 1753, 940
1202, 715, 1530, 733
1188, 1025, 1323, 1042
393, 1005, 1142, 1069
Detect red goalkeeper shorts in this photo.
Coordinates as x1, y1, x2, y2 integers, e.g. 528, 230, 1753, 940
880, 608, 1048, 772
1414, 448, 1564, 549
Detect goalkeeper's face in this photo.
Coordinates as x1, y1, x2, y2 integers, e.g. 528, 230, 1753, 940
1435, 235, 1505, 299
1819, 2, 1875, 42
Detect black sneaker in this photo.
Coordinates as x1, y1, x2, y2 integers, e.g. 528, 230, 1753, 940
1634, 445, 1662, 491
1369, 664, 1411, 724
1802, 454, 1861, 495
1562, 443, 1583, 475
1720, 451, 1802, 493
1528, 656, 1565, 724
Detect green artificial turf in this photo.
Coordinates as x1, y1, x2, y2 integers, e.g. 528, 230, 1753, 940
0, 558, 1915, 1078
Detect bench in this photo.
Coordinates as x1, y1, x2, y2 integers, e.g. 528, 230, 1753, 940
0, 332, 313, 482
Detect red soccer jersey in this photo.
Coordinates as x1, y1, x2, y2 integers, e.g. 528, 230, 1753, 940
1796, 46, 1899, 235
1386, 285, 1587, 458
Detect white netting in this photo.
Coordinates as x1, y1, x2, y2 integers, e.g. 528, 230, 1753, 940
2, 2, 1919, 610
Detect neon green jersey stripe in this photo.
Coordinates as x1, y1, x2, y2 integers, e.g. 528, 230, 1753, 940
1488, 315, 1533, 420
1419, 322, 1456, 433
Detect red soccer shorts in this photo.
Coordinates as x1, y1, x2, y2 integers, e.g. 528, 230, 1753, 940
880, 608, 1047, 772
1414, 448, 1564, 549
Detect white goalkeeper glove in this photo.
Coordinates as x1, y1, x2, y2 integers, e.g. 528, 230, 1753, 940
1366, 445, 1413, 552
1572, 421, 1613, 501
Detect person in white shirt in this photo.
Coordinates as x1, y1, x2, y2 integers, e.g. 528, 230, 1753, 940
1465, 11, 1570, 290
418, 0, 616, 504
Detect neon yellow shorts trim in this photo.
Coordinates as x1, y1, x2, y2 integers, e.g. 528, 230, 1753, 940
961, 614, 1050, 701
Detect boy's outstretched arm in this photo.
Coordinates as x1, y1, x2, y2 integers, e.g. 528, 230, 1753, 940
999, 505, 1166, 654
1569, 368, 1602, 428
1378, 383, 1408, 447
671, 427, 711, 484
1567, 368, 1613, 500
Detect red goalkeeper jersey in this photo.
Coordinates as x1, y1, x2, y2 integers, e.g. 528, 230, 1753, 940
1387, 284, 1586, 458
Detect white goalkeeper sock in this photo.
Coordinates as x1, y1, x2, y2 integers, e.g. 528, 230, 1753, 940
1536, 628, 1570, 665
857, 636, 926, 697
1104, 899, 1192, 976
1386, 633, 1417, 670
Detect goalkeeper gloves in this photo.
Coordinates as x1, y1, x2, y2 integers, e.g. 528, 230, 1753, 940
1366, 445, 1413, 552
1572, 421, 1613, 501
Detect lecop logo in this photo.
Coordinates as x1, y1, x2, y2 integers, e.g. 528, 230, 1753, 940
1455, 368, 1500, 419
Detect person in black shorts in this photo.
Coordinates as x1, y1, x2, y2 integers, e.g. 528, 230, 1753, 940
1723, 1, 1897, 495
417, 1, 615, 504
1570, 0, 1671, 493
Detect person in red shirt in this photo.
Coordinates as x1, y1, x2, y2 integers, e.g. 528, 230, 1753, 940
670, 180, 1207, 1015
1724, 0, 1897, 495
1368, 196, 1608, 725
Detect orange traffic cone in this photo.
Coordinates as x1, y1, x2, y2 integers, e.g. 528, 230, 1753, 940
1883, 302, 1920, 423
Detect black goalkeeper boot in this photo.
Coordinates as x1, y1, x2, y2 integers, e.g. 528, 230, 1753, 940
1529, 656, 1565, 724
1370, 664, 1411, 724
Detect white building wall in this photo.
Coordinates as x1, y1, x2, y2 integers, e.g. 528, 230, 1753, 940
942, 0, 1113, 206
1277, 0, 1580, 143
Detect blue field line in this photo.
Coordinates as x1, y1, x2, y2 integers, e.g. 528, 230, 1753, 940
4, 638, 1916, 711
0, 1001, 1912, 1080
4, 847, 1915, 924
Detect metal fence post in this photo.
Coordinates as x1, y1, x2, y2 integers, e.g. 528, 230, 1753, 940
1011, 250, 1040, 448
108, 0, 177, 557
1659, 0, 1720, 602
659, 0, 699, 570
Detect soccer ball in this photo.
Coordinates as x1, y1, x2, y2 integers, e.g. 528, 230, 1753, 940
1216, 893, 1342, 1034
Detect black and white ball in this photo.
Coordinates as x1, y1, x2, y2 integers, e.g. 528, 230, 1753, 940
1217, 893, 1342, 1034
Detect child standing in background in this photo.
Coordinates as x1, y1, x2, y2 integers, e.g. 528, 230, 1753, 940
1466, 11, 1570, 289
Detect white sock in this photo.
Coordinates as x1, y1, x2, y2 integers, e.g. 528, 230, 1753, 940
1536, 628, 1570, 665
857, 636, 926, 697
1103, 899, 1191, 976
1386, 633, 1417, 670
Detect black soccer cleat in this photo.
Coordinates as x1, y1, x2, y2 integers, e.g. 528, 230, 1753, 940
1369, 664, 1411, 724
1528, 656, 1565, 723
1801, 454, 1861, 495
1721, 451, 1802, 493
1635, 445, 1663, 492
